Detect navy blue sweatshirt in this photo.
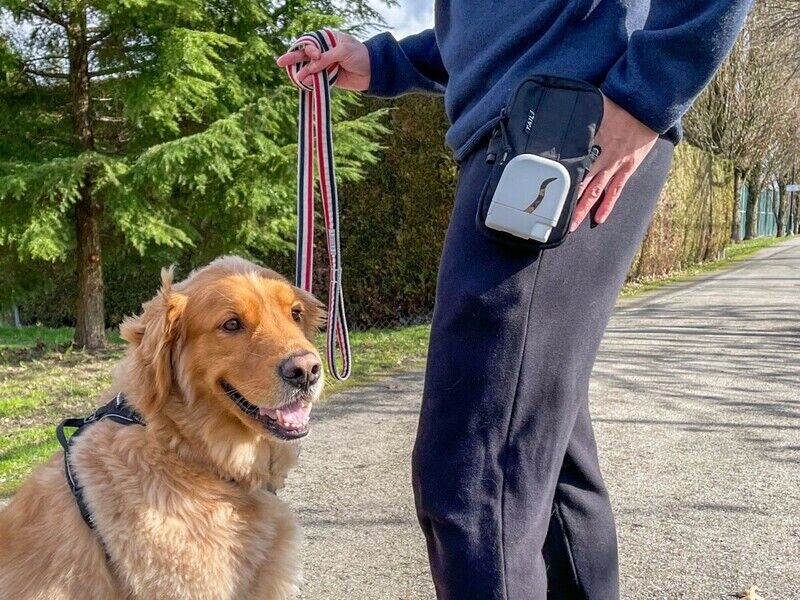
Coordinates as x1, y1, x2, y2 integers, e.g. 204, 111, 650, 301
364, 1, 752, 160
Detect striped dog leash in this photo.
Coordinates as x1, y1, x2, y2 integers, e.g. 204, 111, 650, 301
285, 28, 351, 381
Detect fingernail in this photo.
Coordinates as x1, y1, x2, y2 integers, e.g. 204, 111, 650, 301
569, 223, 577, 233
597, 215, 606, 224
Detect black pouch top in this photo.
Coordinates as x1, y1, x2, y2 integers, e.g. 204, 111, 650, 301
483, 75, 604, 248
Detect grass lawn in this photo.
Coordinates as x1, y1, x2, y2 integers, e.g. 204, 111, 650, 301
621, 236, 786, 297
0, 332, 123, 498
0, 323, 430, 499
0, 235, 789, 499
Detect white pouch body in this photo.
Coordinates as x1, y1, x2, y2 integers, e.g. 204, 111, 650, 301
484, 154, 571, 243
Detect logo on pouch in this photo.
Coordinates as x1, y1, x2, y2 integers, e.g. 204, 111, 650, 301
524, 109, 535, 134
524, 177, 557, 213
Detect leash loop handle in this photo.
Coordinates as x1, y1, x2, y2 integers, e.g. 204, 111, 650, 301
285, 28, 351, 381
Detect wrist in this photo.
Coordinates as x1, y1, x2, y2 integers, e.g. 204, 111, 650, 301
362, 32, 399, 97
600, 84, 668, 136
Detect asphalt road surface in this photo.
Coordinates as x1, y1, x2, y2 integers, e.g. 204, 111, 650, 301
285, 238, 800, 600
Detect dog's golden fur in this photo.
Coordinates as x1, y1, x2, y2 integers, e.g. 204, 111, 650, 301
0, 256, 325, 599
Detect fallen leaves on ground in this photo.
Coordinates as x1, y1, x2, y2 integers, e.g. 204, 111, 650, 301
732, 585, 764, 600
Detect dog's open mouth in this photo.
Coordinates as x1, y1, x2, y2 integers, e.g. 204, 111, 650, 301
221, 381, 311, 440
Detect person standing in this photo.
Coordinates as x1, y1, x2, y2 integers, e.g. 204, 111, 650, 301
278, 2, 753, 598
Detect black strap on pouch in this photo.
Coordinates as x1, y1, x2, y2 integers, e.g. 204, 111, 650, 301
480, 75, 604, 248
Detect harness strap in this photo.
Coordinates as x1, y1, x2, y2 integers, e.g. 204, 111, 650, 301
285, 28, 352, 381
56, 393, 145, 530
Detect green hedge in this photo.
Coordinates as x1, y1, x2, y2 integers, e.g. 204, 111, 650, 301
335, 95, 456, 326
632, 143, 735, 279
16, 245, 178, 328
10, 96, 736, 329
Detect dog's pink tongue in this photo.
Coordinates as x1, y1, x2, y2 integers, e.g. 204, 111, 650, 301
260, 401, 311, 430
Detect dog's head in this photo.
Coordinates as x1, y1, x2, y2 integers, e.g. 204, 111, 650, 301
118, 256, 324, 484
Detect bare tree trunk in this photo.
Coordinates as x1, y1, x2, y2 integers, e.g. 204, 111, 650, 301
74, 187, 105, 348
68, 7, 105, 350
792, 165, 799, 235
777, 176, 789, 236
731, 168, 742, 242
745, 177, 760, 240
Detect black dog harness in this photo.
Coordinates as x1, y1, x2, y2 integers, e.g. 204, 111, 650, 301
56, 393, 145, 530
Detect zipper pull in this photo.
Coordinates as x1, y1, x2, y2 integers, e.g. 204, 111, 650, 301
486, 129, 501, 164
486, 109, 510, 165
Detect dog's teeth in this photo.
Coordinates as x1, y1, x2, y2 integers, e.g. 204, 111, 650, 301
259, 407, 278, 419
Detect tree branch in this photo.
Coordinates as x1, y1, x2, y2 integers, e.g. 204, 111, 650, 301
89, 60, 155, 78
24, 67, 70, 80
26, 54, 69, 63
88, 29, 112, 47
89, 66, 135, 78
23, 2, 67, 27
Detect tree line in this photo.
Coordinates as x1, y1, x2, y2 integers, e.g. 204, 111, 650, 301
684, 0, 800, 239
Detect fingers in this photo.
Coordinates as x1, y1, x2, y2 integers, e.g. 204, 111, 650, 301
594, 163, 634, 224
293, 47, 342, 83
275, 46, 321, 68
569, 165, 614, 232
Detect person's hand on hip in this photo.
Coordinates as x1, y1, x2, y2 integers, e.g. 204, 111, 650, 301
570, 95, 659, 231
275, 30, 370, 92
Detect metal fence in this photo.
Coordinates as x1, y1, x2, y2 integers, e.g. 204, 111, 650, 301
738, 185, 779, 239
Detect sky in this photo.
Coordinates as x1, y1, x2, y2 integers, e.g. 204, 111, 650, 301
1, 4, 434, 51
370, 0, 434, 39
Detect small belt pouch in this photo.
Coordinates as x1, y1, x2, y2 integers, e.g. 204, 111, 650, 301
480, 75, 604, 248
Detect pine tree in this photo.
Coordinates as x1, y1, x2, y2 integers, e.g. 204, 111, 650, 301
0, 1, 387, 348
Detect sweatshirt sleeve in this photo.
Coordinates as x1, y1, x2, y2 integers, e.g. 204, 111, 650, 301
363, 29, 448, 98
600, 0, 753, 134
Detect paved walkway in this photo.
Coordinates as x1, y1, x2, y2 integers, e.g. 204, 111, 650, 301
284, 238, 800, 600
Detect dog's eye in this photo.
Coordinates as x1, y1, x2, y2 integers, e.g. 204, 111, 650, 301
291, 307, 302, 322
221, 318, 243, 332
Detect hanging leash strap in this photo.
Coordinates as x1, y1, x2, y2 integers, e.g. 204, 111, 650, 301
285, 28, 351, 381
56, 393, 145, 530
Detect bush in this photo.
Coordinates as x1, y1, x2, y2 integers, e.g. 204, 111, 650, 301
334, 95, 456, 327
632, 144, 735, 279
17, 244, 177, 328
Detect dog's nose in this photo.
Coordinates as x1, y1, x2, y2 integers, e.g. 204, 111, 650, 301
279, 352, 321, 388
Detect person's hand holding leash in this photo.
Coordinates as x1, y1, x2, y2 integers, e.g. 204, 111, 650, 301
276, 30, 370, 92
570, 95, 659, 232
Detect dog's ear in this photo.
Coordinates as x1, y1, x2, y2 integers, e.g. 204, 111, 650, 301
120, 267, 187, 413
293, 286, 326, 341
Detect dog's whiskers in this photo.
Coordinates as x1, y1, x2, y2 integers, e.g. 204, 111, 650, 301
213, 289, 237, 304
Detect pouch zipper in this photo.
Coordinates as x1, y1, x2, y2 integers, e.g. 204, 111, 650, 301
486, 108, 512, 165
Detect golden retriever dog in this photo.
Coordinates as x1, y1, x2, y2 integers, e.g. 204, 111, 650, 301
0, 256, 325, 599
